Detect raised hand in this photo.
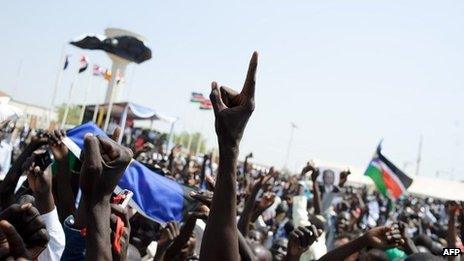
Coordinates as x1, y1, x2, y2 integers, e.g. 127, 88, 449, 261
157, 221, 180, 254
397, 222, 418, 254
339, 169, 351, 187
23, 156, 51, 197
190, 190, 213, 208
256, 192, 276, 212
29, 130, 49, 149
23, 154, 54, 214
201, 52, 259, 261
0, 203, 49, 260
446, 200, 461, 216
256, 167, 275, 188
80, 134, 133, 202
210, 52, 258, 146
364, 226, 404, 249
301, 161, 317, 176
79, 134, 133, 261
311, 167, 320, 183
287, 225, 321, 260
47, 130, 68, 161
187, 204, 210, 221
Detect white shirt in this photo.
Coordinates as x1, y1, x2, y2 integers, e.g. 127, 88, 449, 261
38, 207, 66, 261
292, 195, 327, 260
0, 139, 12, 179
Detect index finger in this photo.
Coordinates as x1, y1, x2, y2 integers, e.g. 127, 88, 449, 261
241, 51, 258, 99
83, 134, 102, 171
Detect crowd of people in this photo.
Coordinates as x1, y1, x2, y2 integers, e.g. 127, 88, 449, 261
0, 52, 462, 260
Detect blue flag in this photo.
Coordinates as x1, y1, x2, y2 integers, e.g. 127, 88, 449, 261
65, 122, 197, 224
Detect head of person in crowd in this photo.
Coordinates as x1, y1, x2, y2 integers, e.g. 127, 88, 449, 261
270, 237, 288, 261
322, 169, 335, 186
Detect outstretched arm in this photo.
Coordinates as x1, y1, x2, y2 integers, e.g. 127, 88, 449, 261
318, 226, 403, 261
200, 52, 258, 261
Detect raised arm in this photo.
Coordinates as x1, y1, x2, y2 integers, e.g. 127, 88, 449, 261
79, 134, 133, 260
48, 130, 76, 222
446, 201, 460, 249
200, 52, 258, 261
238, 168, 273, 235
310, 167, 322, 215
0, 132, 47, 210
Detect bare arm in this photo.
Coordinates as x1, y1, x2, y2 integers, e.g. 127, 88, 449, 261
446, 201, 460, 249
238, 169, 273, 235
200, 52, 258, 261
0, 134, 47, 210
49, 130, 76, 222
318, 226, 403, 261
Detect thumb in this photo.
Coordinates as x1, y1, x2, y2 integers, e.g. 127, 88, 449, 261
111, 126, 121, 142
0, 220, 29, 259
210, 82, 226, 115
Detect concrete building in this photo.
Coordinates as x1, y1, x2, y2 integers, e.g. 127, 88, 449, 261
0, 90, 57, 129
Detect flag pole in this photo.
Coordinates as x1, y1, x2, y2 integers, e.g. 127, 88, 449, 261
195, 112, 206, 155
49, 45, 66, 126
92, 79, 105, 123
78, 70, 93, 124
103, 69, 119, 133
415, 135, 423, 176
283, 122, 297, 169
61, 76, 77, 129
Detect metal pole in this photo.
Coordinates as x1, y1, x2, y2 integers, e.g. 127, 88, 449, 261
92, 79, 105, 123
49, 45, 65, 124
283, 123, 296, 169
187, 133, 193, 153
103, 69, 119, 133
78, 70, 93, 124
415, 135, 423, 176
117, 104, 129, 144
60, 81, 75, 129
166, 120, 176, 152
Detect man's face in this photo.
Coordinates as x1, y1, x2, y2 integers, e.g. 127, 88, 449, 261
322, 170, 335, 185
271, 238, 288, 261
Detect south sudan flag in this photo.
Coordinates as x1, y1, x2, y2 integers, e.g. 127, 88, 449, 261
63, 122, 198, 224
364, 144, 413, 200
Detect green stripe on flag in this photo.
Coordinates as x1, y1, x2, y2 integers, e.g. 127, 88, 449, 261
365, 163, 388, 197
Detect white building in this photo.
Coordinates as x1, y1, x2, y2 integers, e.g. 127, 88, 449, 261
0, 90, 57, 129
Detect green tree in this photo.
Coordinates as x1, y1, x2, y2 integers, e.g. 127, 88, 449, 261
173, 131, 207, 154
56, 104, 82, 126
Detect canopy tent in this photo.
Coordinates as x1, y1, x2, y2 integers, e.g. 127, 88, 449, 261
84, 102, 176, 123
83, 101, 177, 148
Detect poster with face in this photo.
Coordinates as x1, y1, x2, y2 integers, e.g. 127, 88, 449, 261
316, 167, 340, 186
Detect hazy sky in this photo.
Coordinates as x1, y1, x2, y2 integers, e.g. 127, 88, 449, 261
1, 1, 463, 180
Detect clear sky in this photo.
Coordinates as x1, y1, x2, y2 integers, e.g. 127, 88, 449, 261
1, 1, 463, 180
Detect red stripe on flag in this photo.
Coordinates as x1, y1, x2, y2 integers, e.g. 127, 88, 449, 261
381, 168, 403, 199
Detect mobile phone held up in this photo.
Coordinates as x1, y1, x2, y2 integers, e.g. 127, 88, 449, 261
33, 149, 53, 171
